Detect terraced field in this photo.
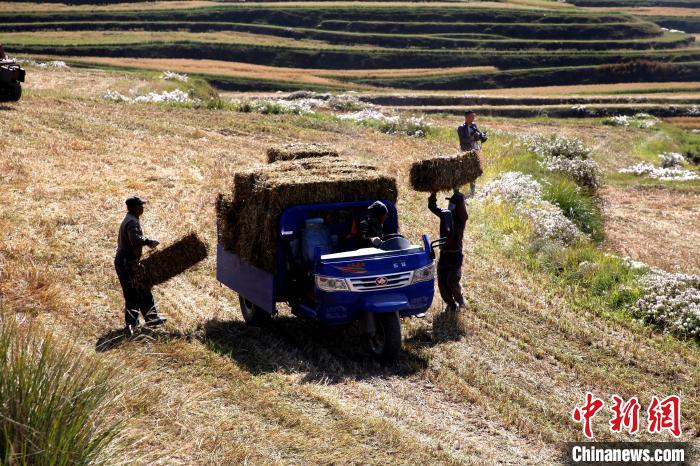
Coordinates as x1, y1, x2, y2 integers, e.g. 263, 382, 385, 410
1, 0, 699, 105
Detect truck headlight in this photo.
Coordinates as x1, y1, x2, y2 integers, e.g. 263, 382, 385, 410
315, 275, 349, 292
411, 264, 434, 284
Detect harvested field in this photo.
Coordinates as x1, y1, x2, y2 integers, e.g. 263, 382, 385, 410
218, 157, 398, 271
410, 151, 482, 192
1, 65, 699, 465
602, 186, 700, 273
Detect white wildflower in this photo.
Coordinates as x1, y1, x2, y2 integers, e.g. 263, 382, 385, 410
103, 89, 197, 104
632, 271, 700, 338
543, 156, 601, 190
523, 135, 591, 160
619, 162, 699, 181
161, 70, 189, 82
604, 113, 659, 129
660, 152, 685, 168
477, 172, 583, 246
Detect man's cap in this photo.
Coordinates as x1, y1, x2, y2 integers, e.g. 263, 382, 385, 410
368, 200, 388, 216
464, 110, 475, 116
125, 195, 146, 207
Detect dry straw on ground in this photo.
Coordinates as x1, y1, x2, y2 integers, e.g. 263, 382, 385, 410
217, 157, 397, 271
134, 233, 208, 288
410, 150, 482, 192
266, 142, 339, 163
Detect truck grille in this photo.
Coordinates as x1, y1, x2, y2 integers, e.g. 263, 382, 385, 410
347, 271, 413, 292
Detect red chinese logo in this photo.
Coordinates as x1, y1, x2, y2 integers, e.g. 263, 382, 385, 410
609, 395, 641, 435
572, 392, 604, 439
572, 393, 682, 439
647, 395, 682, 437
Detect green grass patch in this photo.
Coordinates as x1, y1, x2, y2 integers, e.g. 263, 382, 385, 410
0, 315, 123, 465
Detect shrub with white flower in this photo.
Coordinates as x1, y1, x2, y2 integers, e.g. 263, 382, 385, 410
103, 89, 197, 104
543, 156, 601, 190
161, 70, 189, 82
477, 172, 583, 246
338, 109, 431, 137
524, 135, 591, 160
619, 162, 699, 181
523, 135, 601, 189
603, 113, 659, 129
17, 58, 69, 69
660, 152, 685, 168
632, 271, 700, 339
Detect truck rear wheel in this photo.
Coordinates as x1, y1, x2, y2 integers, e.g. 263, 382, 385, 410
366, 312, 401, 364
238, 295, 271, 327
1, 82, 21, 102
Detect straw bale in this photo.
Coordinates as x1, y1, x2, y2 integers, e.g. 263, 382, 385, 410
133, 233, 208, 288
410, 151, 482, 192
217, 157, 397, 272
266, 142, 339, 163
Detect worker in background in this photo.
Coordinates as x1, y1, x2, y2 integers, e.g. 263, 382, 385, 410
115, 196, 166, 337
359, 200, 388, 248
457, 110, 488, 197
428, 189, 468, 312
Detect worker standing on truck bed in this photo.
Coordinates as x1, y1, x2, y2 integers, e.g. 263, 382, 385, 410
115, 196, 166, 336
428, 190, 468, 312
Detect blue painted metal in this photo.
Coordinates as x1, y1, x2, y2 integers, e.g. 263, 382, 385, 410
217, 199, 434, 325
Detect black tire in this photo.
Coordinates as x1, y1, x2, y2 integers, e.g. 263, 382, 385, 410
366, 312, 401, 364
9, 82, 21, 102
238, 295, 271, 327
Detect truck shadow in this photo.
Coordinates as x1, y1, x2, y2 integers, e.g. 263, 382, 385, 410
202, 316, 430, 383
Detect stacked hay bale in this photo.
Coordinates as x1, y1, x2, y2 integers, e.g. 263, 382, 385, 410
217, 157, 397, 272
266, 142, 338, 163
409, 150, 482, 192
133, 232, 208, 289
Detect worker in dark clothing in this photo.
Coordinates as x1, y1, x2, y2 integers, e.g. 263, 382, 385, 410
115, 196, 166, 336
428, 190, 468, 312
457, 110, 487, 197
358, 201, 388, 248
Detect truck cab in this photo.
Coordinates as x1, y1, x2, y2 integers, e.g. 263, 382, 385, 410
217, 199, 435, 363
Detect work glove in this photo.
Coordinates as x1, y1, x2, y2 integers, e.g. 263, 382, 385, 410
371, 237, 382, 248
146, 239, 160, 248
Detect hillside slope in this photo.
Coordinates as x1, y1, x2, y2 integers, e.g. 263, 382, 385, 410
1, 67, 698, 463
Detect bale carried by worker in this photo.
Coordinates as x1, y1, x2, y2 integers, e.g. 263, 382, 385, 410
217, 157, 398, 272
134, 232, 208, 288
266, 142, 339, 163
409, 150, 482, 192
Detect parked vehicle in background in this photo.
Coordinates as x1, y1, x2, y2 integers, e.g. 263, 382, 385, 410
0, 45, 25, 102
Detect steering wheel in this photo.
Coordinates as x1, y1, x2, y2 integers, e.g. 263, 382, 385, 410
380, 233, 405, 241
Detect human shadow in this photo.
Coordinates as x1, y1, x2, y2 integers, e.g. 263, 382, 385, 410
201, 316, 429, 383
0, 105, 16, 112
431, 309, 469, 343
95, 326, 192, 353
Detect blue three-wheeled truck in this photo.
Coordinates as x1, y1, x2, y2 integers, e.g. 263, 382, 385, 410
217, 199, 436, 363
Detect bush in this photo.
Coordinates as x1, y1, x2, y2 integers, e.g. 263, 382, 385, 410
542, 179, 604, 241
0, 316, 122, 465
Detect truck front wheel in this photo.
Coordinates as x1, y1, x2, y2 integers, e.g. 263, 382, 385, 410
238, 295, 271, 327
365, 312, 401, 364
9, 82, 21, 102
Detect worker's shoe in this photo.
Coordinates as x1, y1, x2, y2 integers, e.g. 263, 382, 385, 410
124, 323, 136, 338
145, 309, 167, 327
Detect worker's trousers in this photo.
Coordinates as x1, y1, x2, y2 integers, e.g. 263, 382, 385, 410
437, 251, 464, 311
115, 253, 156, 326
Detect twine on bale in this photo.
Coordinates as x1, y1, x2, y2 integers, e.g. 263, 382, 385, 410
216, 157, 398, 272
133, 232, 209, 289
409, 150, 482, 192
266, 142, 339, 163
